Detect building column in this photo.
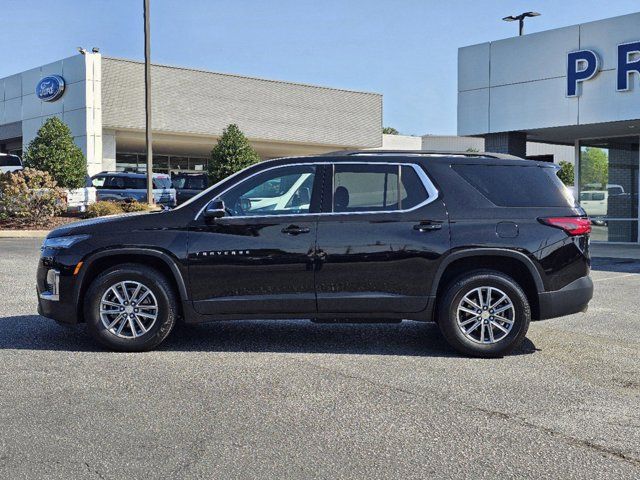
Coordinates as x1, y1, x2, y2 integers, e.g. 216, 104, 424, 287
484, 132, 527, 158
102, 129, 116, 171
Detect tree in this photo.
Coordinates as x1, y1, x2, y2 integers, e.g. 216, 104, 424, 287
208, 124, 260, 184
579, 147, 608, 188
557, 161, 575, 186
382, 127, 399, 135
23, 117, 87, 189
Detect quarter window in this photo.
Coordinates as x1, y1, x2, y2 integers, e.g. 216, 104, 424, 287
332, 164, 428, 212
217, 165, 317, 216
92, 176, 106, 188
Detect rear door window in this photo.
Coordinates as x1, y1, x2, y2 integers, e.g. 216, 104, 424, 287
105, 176, 126, 189
332, 164, 428, 212
451, 165, 573, 207
125, 177, 146, 189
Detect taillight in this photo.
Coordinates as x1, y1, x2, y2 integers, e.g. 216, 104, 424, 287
539, 217, 591, 236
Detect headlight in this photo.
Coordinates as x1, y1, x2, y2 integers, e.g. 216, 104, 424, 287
42, 235, 90, 250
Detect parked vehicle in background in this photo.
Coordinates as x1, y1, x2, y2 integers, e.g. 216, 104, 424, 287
579, 190, 608, 219
64, 177, 97, 213
171, 173, 208, 205
37, 151, 593, 357
0, 153, 23, 174
91, 172, 177, 207
584, 183, 625, 196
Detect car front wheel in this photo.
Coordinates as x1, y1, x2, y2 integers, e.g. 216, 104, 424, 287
437, 270, 531, 357
84, 264, 178, 352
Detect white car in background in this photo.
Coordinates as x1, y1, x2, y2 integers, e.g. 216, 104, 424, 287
0, 153, 23, 174
579, 190, 608, 219
64, 177, 97, 213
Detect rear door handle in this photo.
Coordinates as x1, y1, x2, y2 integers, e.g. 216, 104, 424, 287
282, 225, 311, 235
413, 222, 443, 232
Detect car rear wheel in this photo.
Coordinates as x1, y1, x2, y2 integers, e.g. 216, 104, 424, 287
437, 270, 531, 357
84, 264, 178, 352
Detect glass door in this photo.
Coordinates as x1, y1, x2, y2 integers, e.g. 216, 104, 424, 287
578, 136, 640, 243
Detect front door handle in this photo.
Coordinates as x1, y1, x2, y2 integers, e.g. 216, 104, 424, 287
282, 225, 311, 235
413, 222, 443, 232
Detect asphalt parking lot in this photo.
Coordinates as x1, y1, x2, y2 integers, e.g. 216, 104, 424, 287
0, 237, 638, 479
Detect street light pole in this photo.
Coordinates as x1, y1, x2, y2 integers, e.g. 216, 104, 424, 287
502, 11, 541, 36
144, 0, 153, 205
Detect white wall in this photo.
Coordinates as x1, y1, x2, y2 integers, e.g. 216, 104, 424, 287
0, 53, 103, 175
458, 12, 640, 136
377, 134, 422, 150
422, 135, 484, 152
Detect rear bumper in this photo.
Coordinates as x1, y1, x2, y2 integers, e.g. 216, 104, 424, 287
537, 275, 593, 320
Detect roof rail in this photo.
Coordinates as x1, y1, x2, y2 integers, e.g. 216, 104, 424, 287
320, 150, 522, 160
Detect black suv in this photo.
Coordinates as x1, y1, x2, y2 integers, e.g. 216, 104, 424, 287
37, 151, 593, 357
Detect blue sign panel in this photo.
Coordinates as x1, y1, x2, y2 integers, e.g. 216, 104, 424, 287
617, 41, 640, 92
567, 50, 599, 97
36, 75, 66, 102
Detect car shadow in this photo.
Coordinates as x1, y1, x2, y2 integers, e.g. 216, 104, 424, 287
0, 315, 538, 357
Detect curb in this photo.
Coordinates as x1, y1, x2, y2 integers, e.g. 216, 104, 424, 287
0, 230, 50, 238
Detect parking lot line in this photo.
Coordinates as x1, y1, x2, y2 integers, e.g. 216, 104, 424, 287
593, 273, 640, 282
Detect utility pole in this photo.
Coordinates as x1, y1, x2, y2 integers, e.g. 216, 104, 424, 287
144, 0, 153, 205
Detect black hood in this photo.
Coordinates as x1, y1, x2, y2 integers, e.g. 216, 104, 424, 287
47, 212, 156, 238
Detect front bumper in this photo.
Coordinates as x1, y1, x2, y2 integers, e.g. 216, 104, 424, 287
37, 258, 80, 325
537, 275, 593, 320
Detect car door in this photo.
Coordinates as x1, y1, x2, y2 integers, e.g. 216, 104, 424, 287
188, 163, 323, 315
315, 161, 449, 314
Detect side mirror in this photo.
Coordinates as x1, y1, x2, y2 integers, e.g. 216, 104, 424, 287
204, 199, 225, 220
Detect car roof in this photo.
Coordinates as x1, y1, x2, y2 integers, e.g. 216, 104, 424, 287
258, 150, 553, 168
93, 171, 169, 178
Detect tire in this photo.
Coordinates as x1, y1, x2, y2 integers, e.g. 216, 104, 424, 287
437, 270, 531, 358
84, 263, 178, 352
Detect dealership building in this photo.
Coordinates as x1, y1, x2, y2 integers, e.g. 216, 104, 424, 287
0, 53, 382, 175
459, 12, 640, 243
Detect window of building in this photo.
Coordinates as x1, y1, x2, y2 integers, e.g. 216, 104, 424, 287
578, 137, 639, 243
153, 155, 169, 174
170, 156, 190, 173
115, 153, 211, 175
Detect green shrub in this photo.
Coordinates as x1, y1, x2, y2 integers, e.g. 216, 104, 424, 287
23, 117, 87, 189
0, 168, 66, 225
85, 201, 124, 218
120, 199, 152, 213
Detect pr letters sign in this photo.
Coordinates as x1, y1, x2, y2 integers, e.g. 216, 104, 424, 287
567, 41, 640, 97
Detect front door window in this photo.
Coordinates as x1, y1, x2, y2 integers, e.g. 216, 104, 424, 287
217, 165, 317, 216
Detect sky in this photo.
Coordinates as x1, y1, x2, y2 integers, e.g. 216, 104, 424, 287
1, 0, 640, 136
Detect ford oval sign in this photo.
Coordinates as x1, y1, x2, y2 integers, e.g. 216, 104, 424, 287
36, 75, 65, 102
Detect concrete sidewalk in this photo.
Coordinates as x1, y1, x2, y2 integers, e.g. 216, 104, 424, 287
590, 243, 640, 260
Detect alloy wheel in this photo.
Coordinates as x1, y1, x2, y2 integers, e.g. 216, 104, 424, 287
455, 286, 515, 344
99, 281, 158, 339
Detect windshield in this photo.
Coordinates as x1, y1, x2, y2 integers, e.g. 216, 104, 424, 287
0, 155, 21, 167
153, 177, 172, 189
